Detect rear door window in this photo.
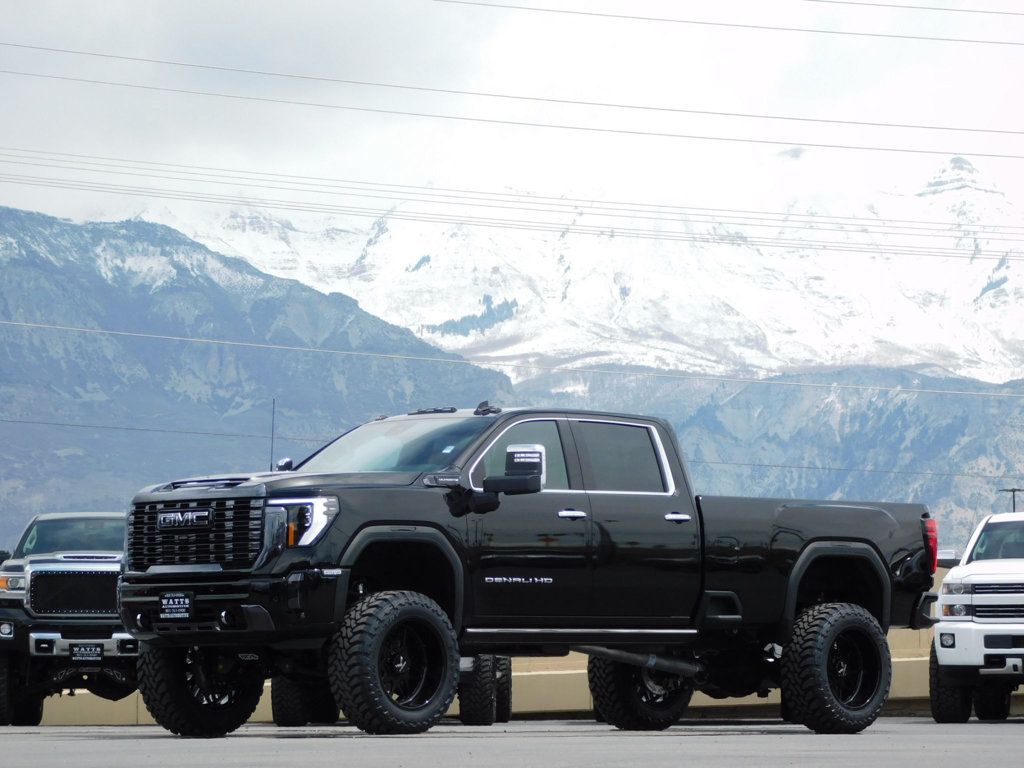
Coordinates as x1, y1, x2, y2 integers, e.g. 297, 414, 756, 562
572, 420, 667, 493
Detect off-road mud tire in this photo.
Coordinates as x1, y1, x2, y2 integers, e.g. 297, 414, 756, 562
928, 646, 972, 723
780, 602, 891, 734
973, 682, 1012, 721
329, 590, 459, 735
495, 655, 513, 723
587, 656, 693, 731
459, 654, 497, 726
137, 646, 265, 737
271, 675, 312, 727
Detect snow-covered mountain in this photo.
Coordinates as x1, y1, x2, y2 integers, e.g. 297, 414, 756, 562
135, 157, 1024, 385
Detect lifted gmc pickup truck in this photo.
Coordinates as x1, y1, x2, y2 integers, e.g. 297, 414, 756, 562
1, 513, 138, 725
119, 405, 936, 736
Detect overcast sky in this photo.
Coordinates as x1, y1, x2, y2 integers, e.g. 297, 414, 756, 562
1, 0, 1022, 223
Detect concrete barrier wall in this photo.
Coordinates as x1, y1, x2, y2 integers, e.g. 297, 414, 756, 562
40, 626, 941, 725
37, 569, 1023, 725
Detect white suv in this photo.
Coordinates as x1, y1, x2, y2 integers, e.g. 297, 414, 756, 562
930, 512, 1024, 722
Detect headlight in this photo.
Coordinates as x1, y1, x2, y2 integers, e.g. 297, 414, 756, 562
0, 575, 25, 591
941, 582, 972, 595
266, 497, 339, 547
942, 604, 972, 617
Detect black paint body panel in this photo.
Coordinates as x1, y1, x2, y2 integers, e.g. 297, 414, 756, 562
119, 408, 933, 654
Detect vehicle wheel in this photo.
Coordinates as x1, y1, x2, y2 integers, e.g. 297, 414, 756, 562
495, 656, 512, 723
11, 695, 44, 726
587, 656, 693, 731
0, 652, 12, 725
329, 590, 459, 735
780, 693, 802, 724
928, 646, 972, 723
973, 683, 1012, 721
307, 682, 341, 724
137, 646, 265, 737
459, 654, 497, 726
271, 675, 311, 727
780, 602, 892, 734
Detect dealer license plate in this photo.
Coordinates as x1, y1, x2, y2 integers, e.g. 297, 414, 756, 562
159, 592, 194, 621
70, 643, 104, 663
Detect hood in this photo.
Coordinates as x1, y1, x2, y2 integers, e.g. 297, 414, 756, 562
134, 470, 423, 503
946, 559, 1024, 581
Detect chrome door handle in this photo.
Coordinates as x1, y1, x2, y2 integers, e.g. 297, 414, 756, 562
558, 509, 587, 520
664, 512, 692, 524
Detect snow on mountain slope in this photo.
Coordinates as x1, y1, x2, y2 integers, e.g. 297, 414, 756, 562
134, 157, 1024, 384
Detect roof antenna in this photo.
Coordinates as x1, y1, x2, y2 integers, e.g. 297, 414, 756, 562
474, 400, 502, 416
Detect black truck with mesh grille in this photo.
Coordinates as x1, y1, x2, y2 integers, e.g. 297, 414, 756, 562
0, 513, 138, 725
118, 405, 938, 737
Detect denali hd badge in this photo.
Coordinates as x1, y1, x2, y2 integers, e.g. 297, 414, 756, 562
158, 509, 212, 529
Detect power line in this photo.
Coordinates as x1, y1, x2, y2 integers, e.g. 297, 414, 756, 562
435, 0, 1024, 46
1, 40, 1020, 137
4, 156, 1019, 249
5, 171, 1023, 261
3, 151, 1022, 245
801, 0, 1024, 17
0, 416, 326, 443
1, 416, 1020, 483
4, 319, 1024, 401
6, 145, 1021, 234
4, 69, 1024, 162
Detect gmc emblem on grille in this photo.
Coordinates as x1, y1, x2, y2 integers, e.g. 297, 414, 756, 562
158, 509, 212, 529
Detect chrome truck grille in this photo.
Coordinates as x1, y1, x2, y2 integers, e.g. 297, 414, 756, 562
127, 498, 264, 571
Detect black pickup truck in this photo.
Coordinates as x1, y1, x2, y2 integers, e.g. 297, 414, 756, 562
119, 405, 936, 737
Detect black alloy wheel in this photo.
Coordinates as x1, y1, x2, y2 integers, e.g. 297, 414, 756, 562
780, 602, 892, 734
330, 590, 459, 735
587, 656, 693, 731
137, 646, 265, 737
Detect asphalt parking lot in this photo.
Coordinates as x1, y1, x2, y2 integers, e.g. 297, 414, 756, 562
6, 717, 1023, 768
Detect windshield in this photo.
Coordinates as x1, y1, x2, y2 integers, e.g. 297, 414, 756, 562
967, 520, 1024, 562
15, 517, 125, 557
299, 416, 491, 474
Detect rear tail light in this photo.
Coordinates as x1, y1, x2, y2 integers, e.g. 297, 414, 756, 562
923, 516, 938, 575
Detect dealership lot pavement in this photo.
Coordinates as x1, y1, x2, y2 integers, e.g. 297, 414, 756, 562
7, 717, 1022, 768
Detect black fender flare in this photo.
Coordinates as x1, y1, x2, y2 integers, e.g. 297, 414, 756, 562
339, 526, 465, 631
780, 541, 892, 640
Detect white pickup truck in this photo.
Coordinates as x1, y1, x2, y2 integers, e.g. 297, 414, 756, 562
930, 512, 1024, 722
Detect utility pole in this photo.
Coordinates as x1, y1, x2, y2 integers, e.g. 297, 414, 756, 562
269, 398, 276, 472
999, 487, 1023, 513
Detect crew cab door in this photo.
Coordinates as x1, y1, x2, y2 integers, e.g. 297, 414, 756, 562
464, 417, 592, 623
570, 418, 702, 625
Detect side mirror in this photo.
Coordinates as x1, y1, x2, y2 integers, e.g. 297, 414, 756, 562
276, 458, 294, 472
0, 550, 9, 565
482, 443, 545, 496
936, 549, 960, 569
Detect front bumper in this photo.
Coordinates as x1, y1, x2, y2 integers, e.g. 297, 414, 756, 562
119, 567, 349, 646
29, 631, 138, 657
934, 619, 1024, 675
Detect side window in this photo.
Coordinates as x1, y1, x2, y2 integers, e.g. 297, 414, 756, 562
574, 421, 667, 493
471, 420, 570, 490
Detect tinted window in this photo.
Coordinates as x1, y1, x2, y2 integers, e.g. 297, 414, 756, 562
968, 520, 1024, 562
574, 421, 666, 493
15, 517, 125, 557
300, 416, 490, 474
471, 420, 569, 490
